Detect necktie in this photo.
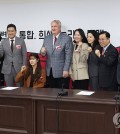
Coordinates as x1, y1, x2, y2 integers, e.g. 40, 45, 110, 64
54, 37, 57, 45
102, 48, 104, 55
11, 40, 14, 52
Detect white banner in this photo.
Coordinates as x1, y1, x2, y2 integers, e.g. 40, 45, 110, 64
0, 0, 120, 52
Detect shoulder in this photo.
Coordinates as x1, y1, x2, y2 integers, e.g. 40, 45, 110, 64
83, 43, 89, 49
15, 36, 24, 41
61, 33, 72, 40
44, 34, 53, 40
108, 44, 118, 53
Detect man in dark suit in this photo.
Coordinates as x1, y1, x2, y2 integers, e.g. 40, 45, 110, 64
41, 20, 73, 88
0, 24, 27, 87
95, 31, 118, 91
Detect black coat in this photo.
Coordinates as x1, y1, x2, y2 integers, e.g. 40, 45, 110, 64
96, 44, 118, 90
88, 45, 99, 77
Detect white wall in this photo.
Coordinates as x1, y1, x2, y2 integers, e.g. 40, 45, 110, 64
0, 0, 120, 52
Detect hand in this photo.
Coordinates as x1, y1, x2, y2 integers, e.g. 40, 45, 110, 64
41, 47, 46, 55
95, 49, 101, 57
21, 65, 26, 72
63, 71, 69, 78
88, 47, 92, 53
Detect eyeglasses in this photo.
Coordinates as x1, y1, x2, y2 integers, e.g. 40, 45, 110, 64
99, 38, 108, 41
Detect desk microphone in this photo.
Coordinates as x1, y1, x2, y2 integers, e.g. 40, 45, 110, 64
58, 78, 68, 96
114, 86, 120, 100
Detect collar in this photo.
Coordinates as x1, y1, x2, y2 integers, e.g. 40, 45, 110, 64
103, 43, 110, 51
53, 33, 60, 39
9, 37, 15, 42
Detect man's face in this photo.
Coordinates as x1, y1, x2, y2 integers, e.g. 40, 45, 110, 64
7, 27, 16, 39
51, 22, 61, 36
99, 34, 110, 47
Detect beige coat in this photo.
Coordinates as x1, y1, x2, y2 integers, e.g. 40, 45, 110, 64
69, 43, 89, 80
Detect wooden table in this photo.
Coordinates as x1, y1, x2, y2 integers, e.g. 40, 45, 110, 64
0, 87, 119, 134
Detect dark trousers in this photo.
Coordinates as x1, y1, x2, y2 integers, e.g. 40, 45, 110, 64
73, 79, 89, 90
46, 68, 70, 89
89, 76, 99, 91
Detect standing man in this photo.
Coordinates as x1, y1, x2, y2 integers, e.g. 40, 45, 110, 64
41, 20, 73, 88
0, 24, 27, 87
95, 31, 118, 91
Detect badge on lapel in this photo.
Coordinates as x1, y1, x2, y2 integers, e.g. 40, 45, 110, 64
56, 45, 62, 50
16, 45, 21, 49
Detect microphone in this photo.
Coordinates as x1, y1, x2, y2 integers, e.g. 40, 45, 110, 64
58, 78, 68, 96
114, 86, 120, 100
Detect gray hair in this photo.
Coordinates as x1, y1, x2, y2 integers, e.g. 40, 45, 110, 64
51, 20, 61, 27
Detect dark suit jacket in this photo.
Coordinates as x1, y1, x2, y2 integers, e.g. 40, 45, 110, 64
96, 44, 118, 90
88, 45, 99, 77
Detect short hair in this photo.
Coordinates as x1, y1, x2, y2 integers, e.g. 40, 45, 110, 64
99, 31, 110, 38
51, 20, 61, 27
7, 24, 16, 31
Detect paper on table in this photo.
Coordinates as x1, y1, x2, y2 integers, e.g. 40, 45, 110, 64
76, 91, 94, 96
0, 87, 19, 90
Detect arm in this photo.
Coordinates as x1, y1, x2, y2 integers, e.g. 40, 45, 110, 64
15, 68, 26, 82
0, 41, 4, 58
79, 44, 89, 62
40, 39, 47, 56
63, 37, 73, 71
34, 69, 46, 88
99, 49, 118, 66
21, 39, 27, 66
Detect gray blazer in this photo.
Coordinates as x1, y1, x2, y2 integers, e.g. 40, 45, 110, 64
0, 36, 27, 74
41, 32, 73, 78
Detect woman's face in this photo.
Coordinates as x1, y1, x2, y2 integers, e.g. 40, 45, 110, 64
74, 31, 82, 43
87, 33, 95, 44
29, 56, 38, 66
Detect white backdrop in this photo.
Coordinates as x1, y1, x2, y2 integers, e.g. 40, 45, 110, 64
0, 0, 120, 52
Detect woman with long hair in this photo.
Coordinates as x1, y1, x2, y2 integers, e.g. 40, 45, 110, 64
87, 30, 99, 90
69, 28, 89, 90
15, 53, 46, 88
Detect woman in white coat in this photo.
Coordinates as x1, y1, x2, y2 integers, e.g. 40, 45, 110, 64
70, 28, 89, 90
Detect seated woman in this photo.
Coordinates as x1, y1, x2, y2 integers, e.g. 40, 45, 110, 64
15, 53, 46, 88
